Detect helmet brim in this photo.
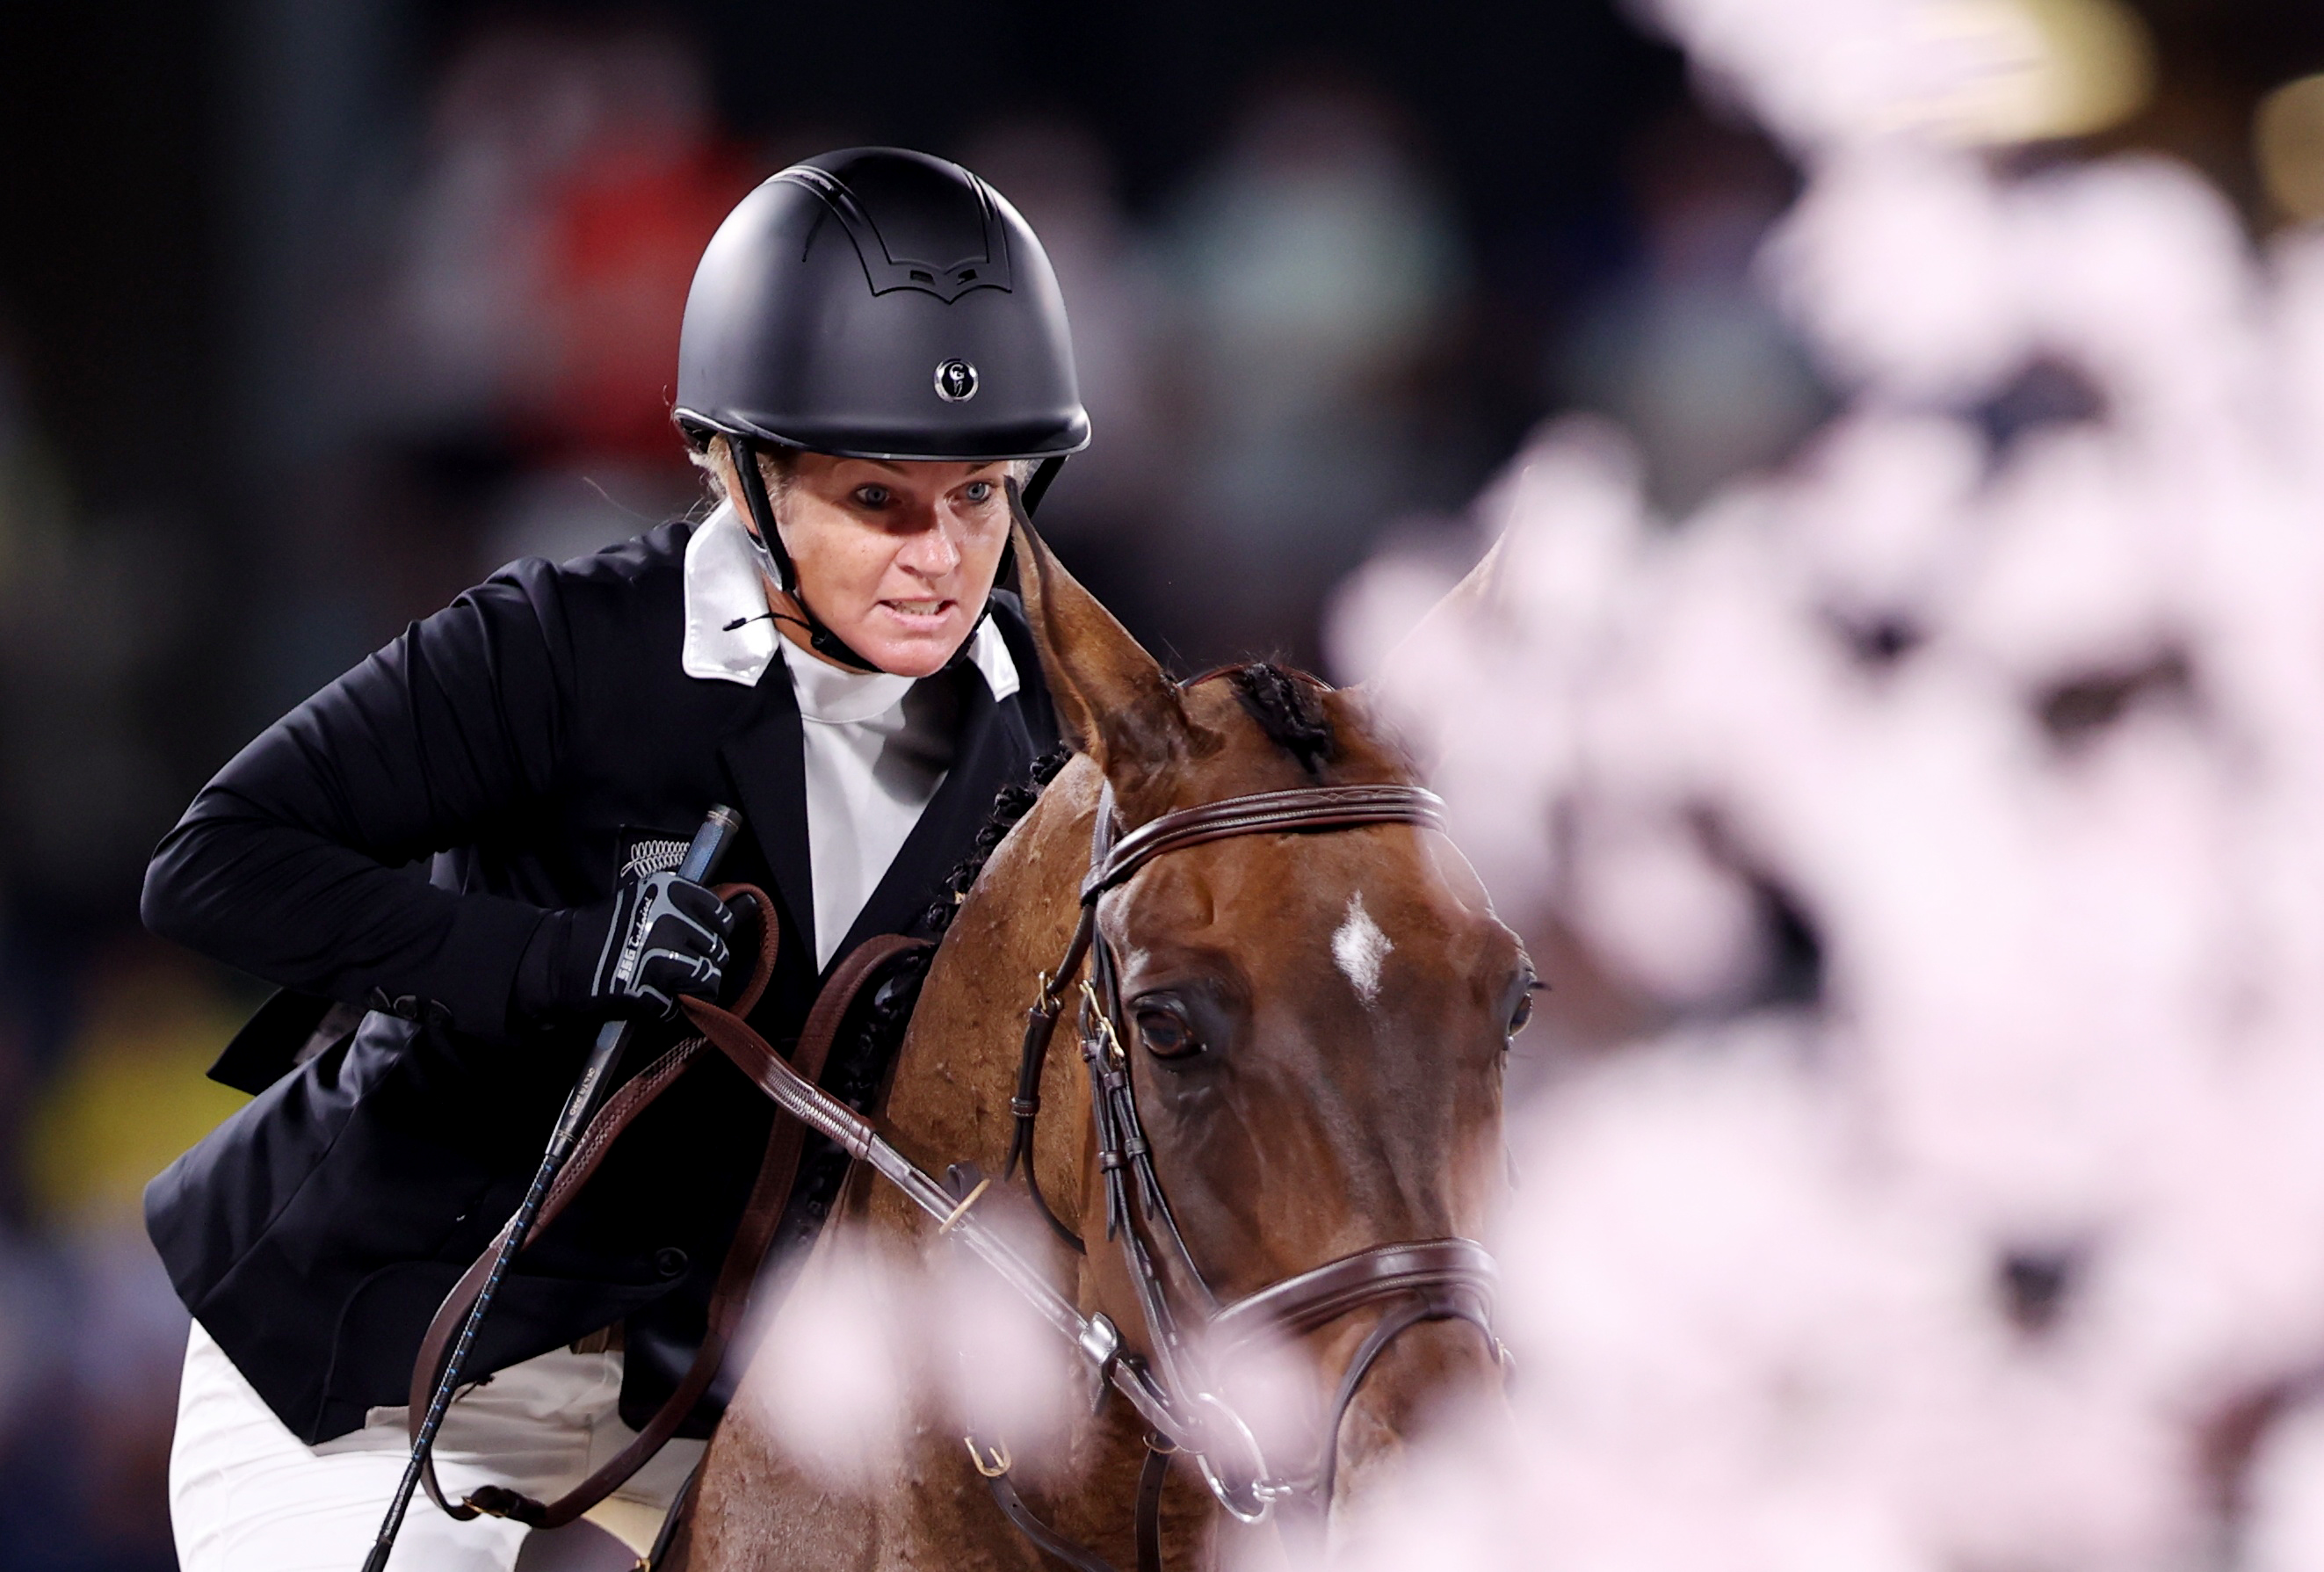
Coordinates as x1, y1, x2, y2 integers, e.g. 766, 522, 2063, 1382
673, 406, 1090, 464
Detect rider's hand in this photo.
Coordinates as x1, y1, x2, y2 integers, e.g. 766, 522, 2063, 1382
513, 869, 735, 1028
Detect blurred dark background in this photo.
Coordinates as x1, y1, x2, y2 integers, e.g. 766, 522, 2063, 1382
0, 0, 2317, 1565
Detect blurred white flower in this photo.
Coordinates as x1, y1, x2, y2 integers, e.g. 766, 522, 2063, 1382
1323, 0, 2324, 1563
735, 1234, 917, 1487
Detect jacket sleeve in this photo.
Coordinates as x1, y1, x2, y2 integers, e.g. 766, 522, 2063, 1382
141, 563, 575, 1038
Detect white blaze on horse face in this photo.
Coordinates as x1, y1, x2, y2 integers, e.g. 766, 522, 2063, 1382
1333, 892, 1394, 1006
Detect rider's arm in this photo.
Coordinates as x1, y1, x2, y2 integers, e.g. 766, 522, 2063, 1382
140, 561, 576, 1040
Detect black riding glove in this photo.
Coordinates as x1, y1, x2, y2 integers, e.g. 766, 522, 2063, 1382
513, 868, 735, 1029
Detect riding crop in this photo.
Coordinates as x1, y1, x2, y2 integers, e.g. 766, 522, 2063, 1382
358, 804, 742, 1572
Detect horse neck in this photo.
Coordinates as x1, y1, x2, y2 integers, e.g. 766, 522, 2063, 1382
876, 760, 1202, 1554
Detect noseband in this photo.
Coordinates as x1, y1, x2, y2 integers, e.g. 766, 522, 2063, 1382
999, 779, 1505, 1530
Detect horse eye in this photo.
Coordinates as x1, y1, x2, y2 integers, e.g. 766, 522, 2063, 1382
1134, 1003, 1201, 1059
1508, 982, 1538, 1036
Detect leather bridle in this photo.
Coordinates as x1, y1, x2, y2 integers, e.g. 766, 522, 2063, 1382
994, 779, 1507, 1540
654, 776, 1507, 1570
412, 775, 1506, 1563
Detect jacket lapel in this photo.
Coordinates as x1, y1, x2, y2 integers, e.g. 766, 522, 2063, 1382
716, 663, 817, 965
832, 669, 1034, 966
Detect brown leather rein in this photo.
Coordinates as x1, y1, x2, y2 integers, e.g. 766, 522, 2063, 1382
404, 898, 924, 1532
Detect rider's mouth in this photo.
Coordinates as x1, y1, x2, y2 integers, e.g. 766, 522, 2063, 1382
879, 598, 953, 625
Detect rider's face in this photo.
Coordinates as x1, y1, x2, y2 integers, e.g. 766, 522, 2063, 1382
758, 453, 1014, 678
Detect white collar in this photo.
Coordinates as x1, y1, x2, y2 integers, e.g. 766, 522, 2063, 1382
680, 501, 1020, 702
780, 638, 914, 724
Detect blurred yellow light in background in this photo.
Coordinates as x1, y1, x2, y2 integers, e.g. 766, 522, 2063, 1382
25, 960, 249, 1230
2257, 75, 2324, 225
1908, 0, 2155, 146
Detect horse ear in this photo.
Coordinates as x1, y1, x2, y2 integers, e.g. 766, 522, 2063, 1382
1009, 490, 1195, 778
1355, 532, 1509, 699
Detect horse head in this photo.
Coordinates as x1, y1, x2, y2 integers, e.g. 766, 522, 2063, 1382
1010, 509, 1526, 1542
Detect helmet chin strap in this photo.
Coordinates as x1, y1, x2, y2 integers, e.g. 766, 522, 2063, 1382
726, 435, 882, 674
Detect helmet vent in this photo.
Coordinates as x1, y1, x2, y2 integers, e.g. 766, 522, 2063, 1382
778, 161, 1015, 303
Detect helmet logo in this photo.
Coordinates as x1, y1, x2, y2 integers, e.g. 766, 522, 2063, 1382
934, 358, 979, 402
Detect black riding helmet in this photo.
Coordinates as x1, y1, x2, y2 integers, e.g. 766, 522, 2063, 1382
673, 147, 1090, 672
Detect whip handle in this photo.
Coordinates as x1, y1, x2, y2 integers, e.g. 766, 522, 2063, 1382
358, 803, 742, 1570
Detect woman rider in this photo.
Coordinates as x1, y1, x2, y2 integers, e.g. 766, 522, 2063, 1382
141, 147, 1085, 1570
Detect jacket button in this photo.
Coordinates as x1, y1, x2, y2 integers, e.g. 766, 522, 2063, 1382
654, 1248, 688, 1279
422, 1000, 454, 1031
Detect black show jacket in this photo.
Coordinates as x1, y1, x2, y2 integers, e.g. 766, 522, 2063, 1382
141, 519, 1057, 1444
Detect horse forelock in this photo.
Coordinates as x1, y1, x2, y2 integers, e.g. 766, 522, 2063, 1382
1168, 663, 1413, 798
1225, 662, 1335, 774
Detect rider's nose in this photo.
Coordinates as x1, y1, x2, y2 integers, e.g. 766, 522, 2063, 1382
898, 517, 963, 579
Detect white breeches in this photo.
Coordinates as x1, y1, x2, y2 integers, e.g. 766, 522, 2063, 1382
168, 1320, 705, 1571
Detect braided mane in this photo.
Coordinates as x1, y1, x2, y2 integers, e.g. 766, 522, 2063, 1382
923, 744, 1074, 937
1227, 662, 1336, 774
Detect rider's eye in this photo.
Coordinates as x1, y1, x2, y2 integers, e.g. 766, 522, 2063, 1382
962, 480, 995, 504
853, 484, 893, 508
1133, 1003, 1202, 1060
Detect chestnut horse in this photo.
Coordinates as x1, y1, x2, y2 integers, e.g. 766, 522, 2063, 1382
663, 519, 1526, 1570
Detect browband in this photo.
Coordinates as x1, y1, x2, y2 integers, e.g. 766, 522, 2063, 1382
1082, 784, 1448, 900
